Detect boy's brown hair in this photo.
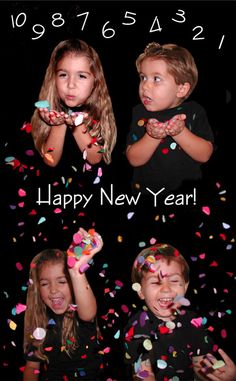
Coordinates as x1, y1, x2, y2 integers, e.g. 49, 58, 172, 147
132, 243, 190, 284
136, 42, 198, 98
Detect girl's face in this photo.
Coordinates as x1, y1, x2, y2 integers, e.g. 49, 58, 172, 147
139, 259, 188, 321
138, 57, 188, 112
38, 261, 72, 314
55, 53, 95, 108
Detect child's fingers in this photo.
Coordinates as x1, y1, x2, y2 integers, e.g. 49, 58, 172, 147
218, 348, 234, 367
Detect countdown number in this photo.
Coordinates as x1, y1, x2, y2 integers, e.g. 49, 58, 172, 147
10, 9, 225, 49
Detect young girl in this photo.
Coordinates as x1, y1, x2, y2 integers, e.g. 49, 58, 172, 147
23, 228, 104, 381
31, 39, 117, 167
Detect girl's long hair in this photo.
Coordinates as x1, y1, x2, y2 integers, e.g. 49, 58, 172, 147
31, 39, 117, 164
23, 249, 77, 361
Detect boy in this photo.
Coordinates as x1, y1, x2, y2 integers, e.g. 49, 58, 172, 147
124, 244, 231, 380
126, 42, 214, 194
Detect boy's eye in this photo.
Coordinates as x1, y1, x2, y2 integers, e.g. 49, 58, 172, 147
154, 76, 161, 82
140, 74, 146, 81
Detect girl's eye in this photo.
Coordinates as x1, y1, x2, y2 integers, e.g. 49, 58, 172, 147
154, 76, 161, 83
58, 73, 67, 78
79, 74, 87, 79
40, 282, 48, 287
140, 74, 146, 81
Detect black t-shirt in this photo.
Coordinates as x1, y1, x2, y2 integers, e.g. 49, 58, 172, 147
126, 101, 214, 194
25, 312, 103, 381
124, 308, 214, 381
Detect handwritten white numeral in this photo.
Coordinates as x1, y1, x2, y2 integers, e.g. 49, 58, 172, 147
76, 12, 89, 31
192, 25, 205, 40
172, 9, 186, 23
149, 16, 162, 33
102, 21, 115, 39
122, 11, 136, 25
11, 13, 27, 28
52, 13, 65, 28
31, 24, 45, 40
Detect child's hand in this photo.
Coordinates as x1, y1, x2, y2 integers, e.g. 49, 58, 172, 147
165, 114, 186, 136
146, 118, 168, 139
67, 228, 103, 273
65, 112, 89, 128
200, 349, 236, 381
38, 108, 67, 126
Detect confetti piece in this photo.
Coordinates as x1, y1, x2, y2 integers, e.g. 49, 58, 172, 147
79, 263, 90, 273
38, 217, 46, 225
143, 339, 152, 351
34, 100, 50, 110
221, 329, 227, 338
212, 360, 225, 370
33, 327, 46, 340
8, 320, 17, 330
16, 262, 23, 271
74, 113, 84, 126
157, 359, 167, 369
202, 206, 210, 215
191, 317, 202, 327
127, 212, 134, 220
174, 295, 190, 306
16, 303, 27, 314
18, 188, 26, 197
132, 283, 141, 292
114, 330, 120, 339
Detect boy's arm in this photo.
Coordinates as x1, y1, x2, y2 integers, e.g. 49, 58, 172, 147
126, 134, 162, 166
23, 361, 40, 381
172, 126, 213, 163
166, 114, 213, 163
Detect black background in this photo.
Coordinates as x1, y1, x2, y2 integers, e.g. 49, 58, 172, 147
0, 1, 236, 380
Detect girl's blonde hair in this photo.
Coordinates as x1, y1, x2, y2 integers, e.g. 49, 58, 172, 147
132, 243, 190, 285
23, 249, 77, 361
136, 42, 198, 99
31, 39, 117, 164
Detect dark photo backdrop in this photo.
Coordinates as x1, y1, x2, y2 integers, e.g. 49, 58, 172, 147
1, 1, 236, 380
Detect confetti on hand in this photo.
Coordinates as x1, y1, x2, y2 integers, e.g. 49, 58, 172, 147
67, 227, 103, 271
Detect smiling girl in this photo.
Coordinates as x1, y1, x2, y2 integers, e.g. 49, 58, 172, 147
23, 228, 104, 381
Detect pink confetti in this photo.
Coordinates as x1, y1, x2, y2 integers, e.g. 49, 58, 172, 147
18, 188, 26, 197
191, 317, 202, 327
221, 329, 227, 338
97, 167, 103, 177
103, 347, 110, 353
150, 238, 157, 245
16, 303, 27, 314
202, 206, 210, 215
54, 208, 62, 214
16, 262, 23, 271
67, 257, 77, 268
25, 150, 34, 156
18, 202, 24, 208
199, 253, 206, 259
121, 305, 129, 313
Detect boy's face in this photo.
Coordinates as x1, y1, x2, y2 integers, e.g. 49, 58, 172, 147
138, 57, 189, 112
139, 259, 189, 321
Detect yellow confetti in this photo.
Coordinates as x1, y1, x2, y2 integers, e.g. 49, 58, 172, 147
8, 320, 17, 330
